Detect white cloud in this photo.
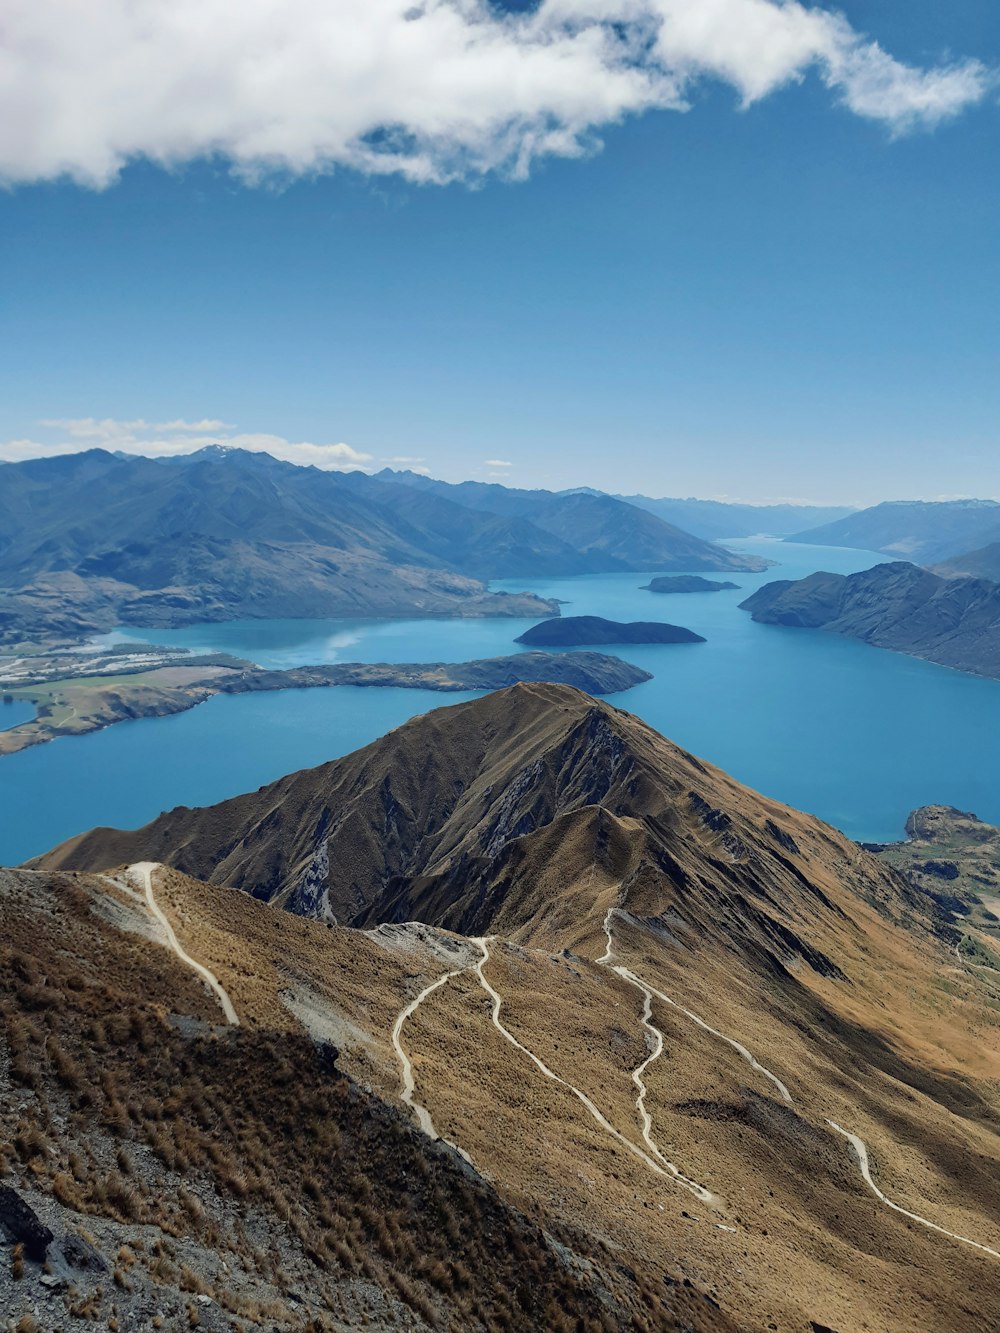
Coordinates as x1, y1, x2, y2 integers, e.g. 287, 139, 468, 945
39, 417, 234, 440
484, 458, 513, 467
0, 1, 990, 189
0, 418, 372, 470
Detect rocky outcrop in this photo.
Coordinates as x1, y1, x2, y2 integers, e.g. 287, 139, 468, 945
0, 1185, 54, 1260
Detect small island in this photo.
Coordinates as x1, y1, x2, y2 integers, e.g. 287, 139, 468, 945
515, 616, 705, 647
641, 575, 740, 594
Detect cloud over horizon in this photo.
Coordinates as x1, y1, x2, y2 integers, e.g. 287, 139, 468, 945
1, 1, 991, 189
0, 419, 373, 471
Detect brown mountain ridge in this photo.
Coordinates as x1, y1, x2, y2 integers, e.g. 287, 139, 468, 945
25, 684, 1000, 1331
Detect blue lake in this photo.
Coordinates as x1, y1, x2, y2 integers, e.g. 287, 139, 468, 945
3, 538, 1000, 863
0, 699, 35, 732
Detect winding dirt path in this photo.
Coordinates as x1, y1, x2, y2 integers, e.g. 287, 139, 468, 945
473, 936, 713, 1201
826, 1121, 1000, 1259
601, 907, 1000, 1261
126, 862, 239, 1026
600, 909, 792, 1103
391, 963, 471, 1142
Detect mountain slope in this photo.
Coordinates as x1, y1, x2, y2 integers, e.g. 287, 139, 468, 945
934, 540, 1000, 582
0, 450, 561, 641
373, 470, 770, 572
26, 684, 1000, 1330
789, 499, 1000, 564
1, 863, 721, 1331
740, 561, 1000, 678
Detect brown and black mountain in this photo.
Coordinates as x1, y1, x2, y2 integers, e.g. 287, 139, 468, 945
35, 682, 924, 960
19, 684, 1000, 1330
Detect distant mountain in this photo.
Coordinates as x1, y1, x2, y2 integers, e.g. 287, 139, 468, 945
741, 561, 1000, 678
0, 449, 769, 642
25, 683, 1000, 1329
615, 494, 856, 540
372, 470, 770, 573
788, 499, 1000, 564
933, 542, 1000, 582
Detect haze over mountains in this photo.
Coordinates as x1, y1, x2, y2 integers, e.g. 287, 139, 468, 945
790, 499, 1000, 565
21, 684, 1000, 1331
618, 494, 856, 541
0, 449, 769, 643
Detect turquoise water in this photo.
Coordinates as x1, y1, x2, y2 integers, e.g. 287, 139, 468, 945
4, 538, 1000, 862
0, 699, 34, 732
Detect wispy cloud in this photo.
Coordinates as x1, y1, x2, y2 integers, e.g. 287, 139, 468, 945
484, 459, 513, 468
0, 1, 991, 189
0, 418, 372, 471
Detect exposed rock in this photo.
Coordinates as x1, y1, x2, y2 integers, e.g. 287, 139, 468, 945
0, 1185, 54, 1260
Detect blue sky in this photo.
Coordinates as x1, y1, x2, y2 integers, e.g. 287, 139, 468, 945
1, 0, 997, 504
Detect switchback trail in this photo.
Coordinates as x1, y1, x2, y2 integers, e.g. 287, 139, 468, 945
599, 908, 792, 1104
125, 862, 240, 1026
601, 907, 1000, 1261
473, 936, 713, 1202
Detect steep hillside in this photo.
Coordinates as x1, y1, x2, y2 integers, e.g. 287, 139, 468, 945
789, 499, 1000, 564
740, 561, 1000, 678
25, 685, 1000, 1330
0, 864, 719, 1332
934, 540, 1000, 582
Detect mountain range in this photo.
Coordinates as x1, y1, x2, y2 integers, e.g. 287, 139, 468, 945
789, 498, 1000, 565
617, 494, 855, 540
0, 449, 768, 643
17, 683, 1000, 1331
740, 561, 1000, 679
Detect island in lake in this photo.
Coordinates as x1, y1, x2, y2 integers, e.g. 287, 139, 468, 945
0, 649, 650, 754
515, 615, 705, 646
641, 575, 740, 594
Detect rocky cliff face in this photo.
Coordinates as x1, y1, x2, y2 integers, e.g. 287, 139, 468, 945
741, 560, 1000, 677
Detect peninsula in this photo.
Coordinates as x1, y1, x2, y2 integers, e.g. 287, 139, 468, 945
0, 650, 650, 755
